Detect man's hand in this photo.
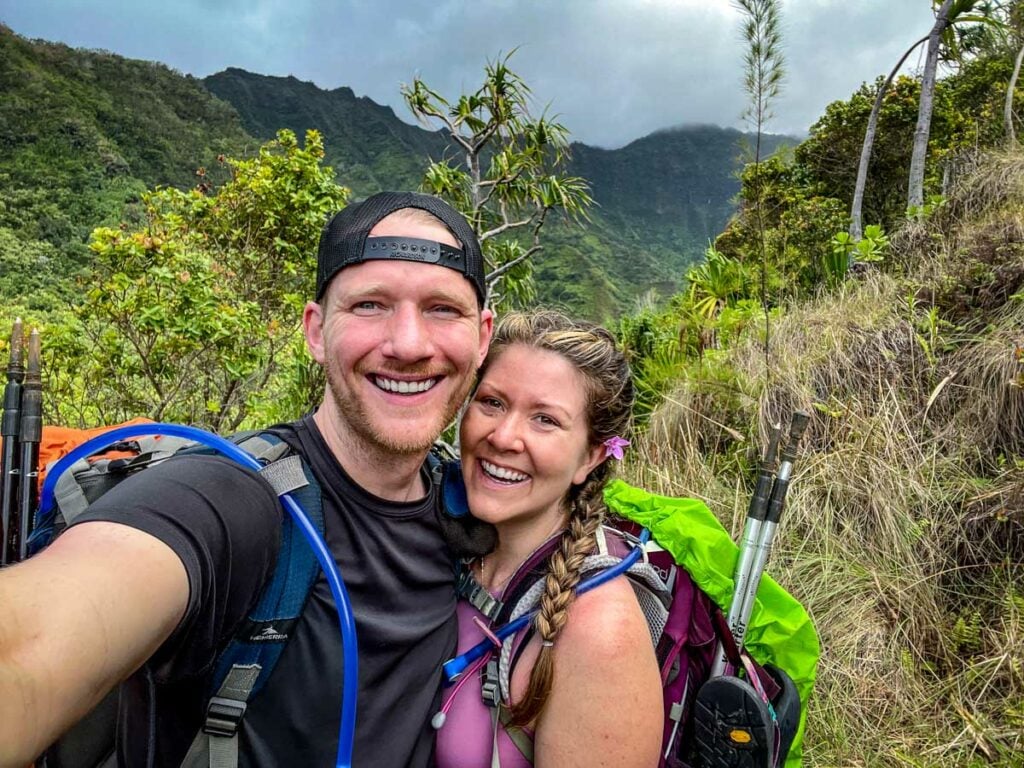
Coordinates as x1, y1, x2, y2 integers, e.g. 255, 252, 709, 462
0, 521, 188, 768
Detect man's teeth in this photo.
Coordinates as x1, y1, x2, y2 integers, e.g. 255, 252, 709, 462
374, 376, 437, 394
481, 460, 528, 482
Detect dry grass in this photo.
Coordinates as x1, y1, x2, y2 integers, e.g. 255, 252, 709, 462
623, 150, 1024, 767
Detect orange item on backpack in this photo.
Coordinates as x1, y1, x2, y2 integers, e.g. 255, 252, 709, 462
34, 418, 155, 490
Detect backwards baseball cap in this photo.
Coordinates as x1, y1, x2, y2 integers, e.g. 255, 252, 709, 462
315, 191, 486, 304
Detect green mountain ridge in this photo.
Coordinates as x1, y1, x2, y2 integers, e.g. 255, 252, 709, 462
203, 67, 449, 194
202, 68, 795, 316
0, 25, 794, 318
0, 25, 254, 307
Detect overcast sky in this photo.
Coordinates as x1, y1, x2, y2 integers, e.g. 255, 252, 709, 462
1, 0, 939, 148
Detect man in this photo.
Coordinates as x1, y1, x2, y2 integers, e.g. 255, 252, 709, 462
0, 192, 494, 767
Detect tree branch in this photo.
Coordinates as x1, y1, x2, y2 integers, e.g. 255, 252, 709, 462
480, 217, 533, 243
486, 243, 542, 285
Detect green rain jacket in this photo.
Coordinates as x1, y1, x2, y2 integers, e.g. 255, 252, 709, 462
604, 480, 819, 767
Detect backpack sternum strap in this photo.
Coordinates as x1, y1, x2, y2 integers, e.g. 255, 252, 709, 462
456, 568, 504, 622
179, 664, 261, 768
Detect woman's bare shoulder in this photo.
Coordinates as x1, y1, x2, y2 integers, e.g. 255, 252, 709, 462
558, 574, 654, 664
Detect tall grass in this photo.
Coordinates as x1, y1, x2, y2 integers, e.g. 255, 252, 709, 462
623, 150, 1024, 766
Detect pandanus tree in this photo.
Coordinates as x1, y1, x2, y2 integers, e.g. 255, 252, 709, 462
401, 52, 592, 310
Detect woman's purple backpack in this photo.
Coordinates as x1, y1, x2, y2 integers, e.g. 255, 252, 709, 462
476, 523, 797, 768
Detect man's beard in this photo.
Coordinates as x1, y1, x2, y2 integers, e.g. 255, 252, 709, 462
324, 362, 476, 456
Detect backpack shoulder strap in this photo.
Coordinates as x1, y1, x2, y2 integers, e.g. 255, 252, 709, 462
475, 528, 664, 768
493, 528, 673, 703
179, 430, 325, 768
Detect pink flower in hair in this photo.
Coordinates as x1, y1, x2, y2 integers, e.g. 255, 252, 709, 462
602, 436, 630, 460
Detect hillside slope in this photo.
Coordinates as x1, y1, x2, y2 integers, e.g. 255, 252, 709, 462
0, 25, 253, 308
570, 126, 792, 271
627, 149, 1024, 766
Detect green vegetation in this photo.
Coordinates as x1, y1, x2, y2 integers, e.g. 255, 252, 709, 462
622, 161, 1024, 761
611, 4, 1024, 761
5, 129, 346, 430
0, 24, 253, 315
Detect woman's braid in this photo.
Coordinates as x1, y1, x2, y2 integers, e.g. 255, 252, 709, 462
508, 480, 606, 726
481, 310, 635, 728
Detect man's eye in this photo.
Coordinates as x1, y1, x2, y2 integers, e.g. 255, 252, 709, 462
430, 304, 462, 317
353, 301, 381, 312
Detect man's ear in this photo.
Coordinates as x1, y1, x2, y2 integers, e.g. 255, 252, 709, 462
303, 301, 327, 364
477, 308, 495, 366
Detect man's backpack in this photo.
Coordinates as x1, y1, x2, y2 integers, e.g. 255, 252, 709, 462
457, 522, 801, 768
30, 420, 484, 768
32, 424, 327, 768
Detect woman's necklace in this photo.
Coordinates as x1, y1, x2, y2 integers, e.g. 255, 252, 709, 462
476, 554, 515, 596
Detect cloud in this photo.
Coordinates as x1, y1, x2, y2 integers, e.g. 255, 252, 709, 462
0, 0, 937, 147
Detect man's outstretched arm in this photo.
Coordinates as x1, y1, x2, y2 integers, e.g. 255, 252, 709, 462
0, 521, 188, 768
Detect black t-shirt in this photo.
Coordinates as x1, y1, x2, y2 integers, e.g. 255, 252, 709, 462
73, 416, 458, 767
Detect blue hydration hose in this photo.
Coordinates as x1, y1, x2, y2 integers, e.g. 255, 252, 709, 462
36, 424, 358, 768
442, 528, 652, 683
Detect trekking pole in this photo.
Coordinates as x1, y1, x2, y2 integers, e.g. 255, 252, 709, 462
17, 329, 41, 562
731, 410, 811, 657
710, 422, 782, 678
1, 318, 25, 566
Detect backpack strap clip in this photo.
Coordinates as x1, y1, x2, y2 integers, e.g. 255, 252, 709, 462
456, 568, 503, 622
481, 659, 502, 708
186, 663, 261, 768
203, 697, 247, 738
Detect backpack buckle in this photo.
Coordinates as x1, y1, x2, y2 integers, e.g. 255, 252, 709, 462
481, 659, 501, 707
203, 696, 247, 737
456, 569, 503, 621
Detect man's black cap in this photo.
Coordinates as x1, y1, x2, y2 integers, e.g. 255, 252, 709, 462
316, 192, 486, 304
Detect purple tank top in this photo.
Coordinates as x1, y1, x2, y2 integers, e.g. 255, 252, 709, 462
434, 600, 534, 768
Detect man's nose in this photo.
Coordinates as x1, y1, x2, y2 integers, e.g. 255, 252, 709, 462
383, 305, 434, 361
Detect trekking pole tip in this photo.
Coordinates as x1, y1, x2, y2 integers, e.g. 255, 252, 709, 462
26, 330, 40, 374
8, 320, 24, 363
789, 410, 810, 439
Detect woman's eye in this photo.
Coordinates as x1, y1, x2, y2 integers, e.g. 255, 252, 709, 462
535, 414, 560, 428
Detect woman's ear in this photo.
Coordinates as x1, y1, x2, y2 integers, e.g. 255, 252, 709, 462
572, 443, 607, 487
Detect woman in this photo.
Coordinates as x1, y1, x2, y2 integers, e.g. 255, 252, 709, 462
435, 310, 663, 768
